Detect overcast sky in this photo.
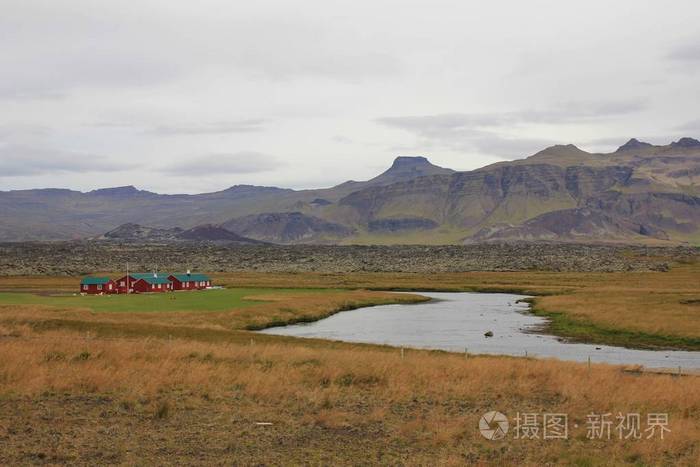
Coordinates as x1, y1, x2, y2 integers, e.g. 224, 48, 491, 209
1, 0, 699, 193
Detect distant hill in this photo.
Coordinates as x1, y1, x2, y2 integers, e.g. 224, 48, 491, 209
101, 223, 184, 241
2, 140, 700, 245
221, 212, 354, 244
99, 222, 265, 244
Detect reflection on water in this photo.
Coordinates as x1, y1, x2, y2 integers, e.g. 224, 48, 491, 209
260, 292, 700, 369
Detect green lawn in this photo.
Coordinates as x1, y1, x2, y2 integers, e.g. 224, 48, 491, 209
0, 288, 337, 313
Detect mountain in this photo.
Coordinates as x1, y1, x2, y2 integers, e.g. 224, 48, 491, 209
365, 156, 455, 185
101, 223, 184, 241
2, 144, 700, 244
99, 222, 265, 244
176, 224, 267, 244
469, 208, 669, 243
221, 212, 354, 244
616, 138, 654, 152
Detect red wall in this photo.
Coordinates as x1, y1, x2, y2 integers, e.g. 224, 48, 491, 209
80, 282, 115, 295
132, 279, 170, 293
168, 277, 211, 290
114, 275, 137, 294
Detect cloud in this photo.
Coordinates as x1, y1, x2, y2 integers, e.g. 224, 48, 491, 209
470, 136, 558, 160
667, 42, 700, 62
148, 120, 268, 136
0, 144, 132, 176
0, 2, 402, 102
162, 151, 279, 176
0, 124, 50, 143
378, 100, 647, 134
332, 135, 353, 144
377, 100, 647, 158
0, 89, 67, 101
675, 119, 700, 133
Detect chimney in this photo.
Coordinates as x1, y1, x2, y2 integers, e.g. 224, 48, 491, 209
187, 269, 191, 276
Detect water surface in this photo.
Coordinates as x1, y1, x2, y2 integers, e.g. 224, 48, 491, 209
260, 292, 700, 369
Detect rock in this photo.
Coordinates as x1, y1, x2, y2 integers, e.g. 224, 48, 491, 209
0, 243, 696, 276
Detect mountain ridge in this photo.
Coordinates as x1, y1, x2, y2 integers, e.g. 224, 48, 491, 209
2, 142, 699, 244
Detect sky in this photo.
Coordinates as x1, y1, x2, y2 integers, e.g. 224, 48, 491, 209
1, 0, 699, 193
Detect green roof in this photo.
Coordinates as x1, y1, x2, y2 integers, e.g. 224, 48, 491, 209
133, 275, 171, 285
169, 273, 211, 282
130, 273, 169, 280
81, 277, 112, 285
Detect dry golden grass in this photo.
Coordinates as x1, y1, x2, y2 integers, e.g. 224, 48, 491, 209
1, 264, 700, 464
0, 325, 698, 465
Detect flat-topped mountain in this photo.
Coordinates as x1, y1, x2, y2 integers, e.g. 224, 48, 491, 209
2, 141, 699, 244
369, 156, 454, 184
332, 156, 454, 192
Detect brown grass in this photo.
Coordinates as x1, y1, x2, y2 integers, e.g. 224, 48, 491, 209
0, 325, 698, 465
1, 264, 699, 464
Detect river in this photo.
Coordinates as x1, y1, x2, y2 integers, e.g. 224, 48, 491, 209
259, 292, 700, 370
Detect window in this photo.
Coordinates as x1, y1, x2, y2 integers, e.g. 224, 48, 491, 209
97, 285, 102, 290
83, 285, 88, 290
108, 284, 112, 290
120, 281, 125, 287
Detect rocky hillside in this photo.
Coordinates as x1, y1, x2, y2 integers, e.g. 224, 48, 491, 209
99, 222, 264, 244
2, 242, 695, 276
1, 138, 699, 244
220, 212, 354, 244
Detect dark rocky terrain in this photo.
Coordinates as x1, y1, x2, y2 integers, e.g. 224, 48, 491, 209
1, 138, 699, 244
221, 212, 354, 243
0, 242, 696, 276
100, 222, 265, 244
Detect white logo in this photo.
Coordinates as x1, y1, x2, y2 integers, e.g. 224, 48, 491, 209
479, 411, 509, 440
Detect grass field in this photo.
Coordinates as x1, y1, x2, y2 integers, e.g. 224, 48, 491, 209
1, 262, 699, 348
0, 288, 340, 314
0, 261, 699, 465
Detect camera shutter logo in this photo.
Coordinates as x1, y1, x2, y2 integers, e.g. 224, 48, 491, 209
479, 411, 509, 440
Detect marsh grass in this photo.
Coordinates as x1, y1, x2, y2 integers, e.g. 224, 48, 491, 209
1, 263, 699, 463
0, 326, 698, 465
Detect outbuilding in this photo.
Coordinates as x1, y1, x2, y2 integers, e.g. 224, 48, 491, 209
80, 277, 116, 295
168, 272, 212, 290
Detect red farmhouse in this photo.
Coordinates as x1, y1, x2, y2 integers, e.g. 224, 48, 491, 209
115, 273, 172, 294
168, 273, 212, 291
80, 277, 116, 295
132, 275, 172, 293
